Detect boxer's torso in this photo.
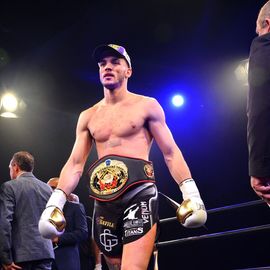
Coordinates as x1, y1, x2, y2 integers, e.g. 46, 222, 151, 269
87, 93, 153, 160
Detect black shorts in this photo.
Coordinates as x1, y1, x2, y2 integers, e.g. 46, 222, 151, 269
92, 183, 159, 257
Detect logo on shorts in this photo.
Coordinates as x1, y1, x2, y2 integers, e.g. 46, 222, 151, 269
124, 227, 143, 237
123, 204, 139, 221
140, 201, 150, 224
123, 203, 145, 237
100, 229, 118, 252
90, 159, 128, 196
96, 216, 115, 228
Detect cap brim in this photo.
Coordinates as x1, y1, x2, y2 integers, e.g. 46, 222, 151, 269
92, 45, 125, 62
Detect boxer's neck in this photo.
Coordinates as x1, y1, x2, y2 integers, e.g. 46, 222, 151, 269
103, 87, 130, 104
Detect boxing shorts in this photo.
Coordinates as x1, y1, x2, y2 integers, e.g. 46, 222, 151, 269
88, 155, 156, 201
92, 182, 159, 257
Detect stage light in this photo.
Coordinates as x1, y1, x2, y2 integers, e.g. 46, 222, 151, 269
2, 93, 18, 111
0, 93, 19, 118
172, 94, 184, 107
234, 58, 249, 86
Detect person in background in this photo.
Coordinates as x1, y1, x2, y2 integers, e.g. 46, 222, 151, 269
0, 151, 54, 270
247, 1, 270, 204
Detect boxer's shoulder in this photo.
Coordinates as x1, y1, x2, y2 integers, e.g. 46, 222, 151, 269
79, 103, 100, 122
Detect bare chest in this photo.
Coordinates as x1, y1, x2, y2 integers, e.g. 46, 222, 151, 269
89, 105, 145, 142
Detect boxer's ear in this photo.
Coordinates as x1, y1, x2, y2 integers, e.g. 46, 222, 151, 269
126, 67, 132, 78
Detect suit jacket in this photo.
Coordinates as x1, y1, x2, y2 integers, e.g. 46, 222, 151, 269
53, 201, 88, 270
247, 32, 270, 177
0, 172, 54, 264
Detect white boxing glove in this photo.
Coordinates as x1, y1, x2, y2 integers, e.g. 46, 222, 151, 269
177, 178, 207, 228
39, 189, 67, 239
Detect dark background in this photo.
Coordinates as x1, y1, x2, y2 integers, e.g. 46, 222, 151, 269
1, 1, 270, 269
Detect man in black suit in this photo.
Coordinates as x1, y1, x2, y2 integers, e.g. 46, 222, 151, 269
0, 151, 54, 270
248, 1, 270, 204
47, 178, 88, 270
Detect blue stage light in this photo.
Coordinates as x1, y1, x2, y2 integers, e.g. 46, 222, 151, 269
172, 94, 184, 107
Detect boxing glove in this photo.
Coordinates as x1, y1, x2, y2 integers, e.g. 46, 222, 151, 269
39, 189, 67, 239
178, 178, 207, 228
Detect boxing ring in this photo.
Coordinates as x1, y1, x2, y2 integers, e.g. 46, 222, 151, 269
154, 196, 270, 270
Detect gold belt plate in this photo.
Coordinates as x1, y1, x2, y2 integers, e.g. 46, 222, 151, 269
90, 159, 128, 196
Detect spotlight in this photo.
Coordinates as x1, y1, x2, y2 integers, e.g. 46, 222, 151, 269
172, 94, 185, 107
234, 58, 249, 86
0, 93, 19, 118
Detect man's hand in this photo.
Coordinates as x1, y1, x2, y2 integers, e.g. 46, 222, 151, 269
250, 176, 270, 203
52, 236, 59, 244
2, 262, 22, 270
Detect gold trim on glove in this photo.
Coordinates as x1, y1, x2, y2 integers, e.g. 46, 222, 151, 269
176, 199, 193, 224
49, 207, 66, 232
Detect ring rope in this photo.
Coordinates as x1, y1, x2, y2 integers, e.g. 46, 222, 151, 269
159, 199, 264, 224
155, 223, 270, 248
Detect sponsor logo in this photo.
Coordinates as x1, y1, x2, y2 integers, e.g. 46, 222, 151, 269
125, 227, 144, 237
141, 201, 150, 224
124, 202, 151, 225
99, 229, 118, 252
97, 216, 115, 228
123, 204, 139, 221
123, 219, 144, 229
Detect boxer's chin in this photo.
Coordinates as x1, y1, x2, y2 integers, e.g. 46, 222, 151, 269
103, 82, 119, 91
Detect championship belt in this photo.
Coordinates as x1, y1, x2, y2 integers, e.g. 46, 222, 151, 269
88, 155, 155, 201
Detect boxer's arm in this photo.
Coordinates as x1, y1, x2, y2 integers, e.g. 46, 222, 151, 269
39, 110, 93, 238
57, 110, 93, 195
147, 98, 207, 227
147, 98, 191, 184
